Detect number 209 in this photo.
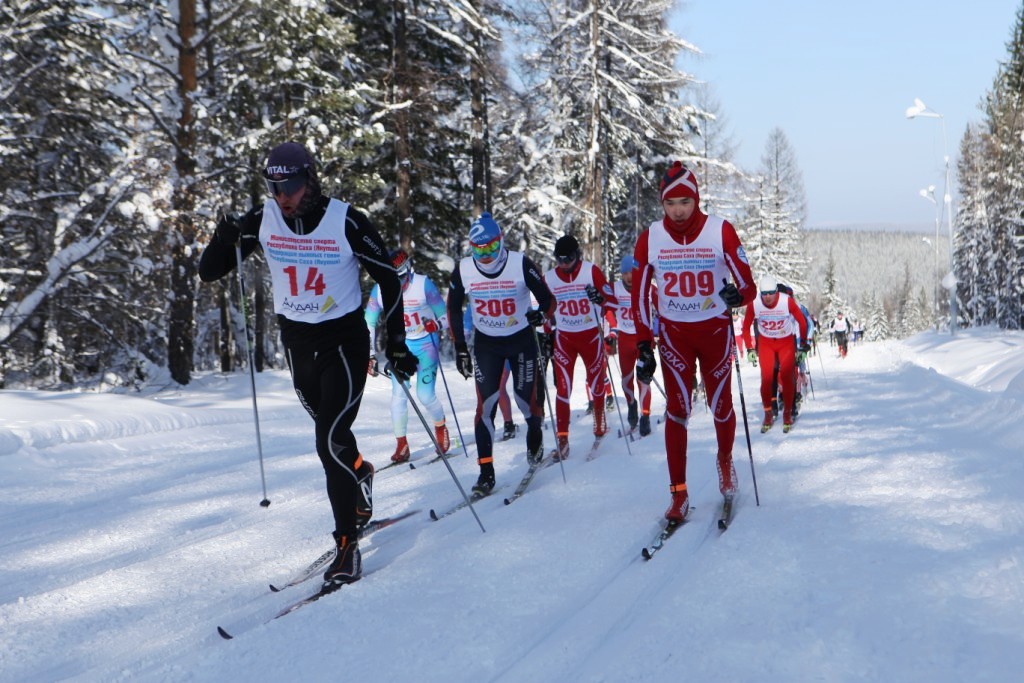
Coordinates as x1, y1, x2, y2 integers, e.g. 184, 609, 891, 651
664, 271, 714, 297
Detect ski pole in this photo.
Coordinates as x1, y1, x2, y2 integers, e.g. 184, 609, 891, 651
816, 344, 829, 388
534, 329, 566, 484
382, 350, 486, 534
234, 241, 270, 508
607, 351, 633, 454
429, 333, 472, 459
728, 315, 760, 506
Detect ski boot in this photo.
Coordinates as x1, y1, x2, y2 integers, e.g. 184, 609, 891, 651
626, 400, 639, 430
664, 484, 689, 523
472, 467, 496, 497
717, 453, 738, 498
390, 436, 410, 463
434, 420, 450, 454
502, 420, 517, 441
323, 533, 362, 587
638, 414, 652, 437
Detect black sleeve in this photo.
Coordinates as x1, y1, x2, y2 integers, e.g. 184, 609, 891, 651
447, 265, 467, 347
198, 206, 263, 282
345, 206, 405, 346
523, 256, 554, 316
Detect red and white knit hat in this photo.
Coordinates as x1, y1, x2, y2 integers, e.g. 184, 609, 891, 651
660, 161, 699, 202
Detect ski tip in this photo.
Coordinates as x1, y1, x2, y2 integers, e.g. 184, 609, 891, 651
503, 498, 513, 506
269, 583, 282, 592
717, 519, 729, 531
641, 548, 653, 560
428, 509, 439, 521
408, 462, 416, 470
217, 626, 234, 640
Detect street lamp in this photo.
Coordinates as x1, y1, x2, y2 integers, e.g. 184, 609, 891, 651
919, 185, 940, 330
906, 97, 958, 335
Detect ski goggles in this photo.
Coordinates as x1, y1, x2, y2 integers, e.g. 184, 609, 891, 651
264, 172, 307, 197
760, 289, 778, 297
555, 253, 578, 264
471, 238, 502, 260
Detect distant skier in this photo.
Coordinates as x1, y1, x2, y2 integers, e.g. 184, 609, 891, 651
544, 234, 617, 459
446, 212, 554, 496
632, 161, 756, 524
742, 275, 809, 433
832, 312, 851, 357
365, 249, 450, 463
608, 255, 654, 436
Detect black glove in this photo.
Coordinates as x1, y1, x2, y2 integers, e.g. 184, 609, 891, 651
215, 212, 242, 245
585, 284, 604, 307
719, 280, 743, 308
454, 344, 473, 379
798, 342, 811, 353
537, 332, 554, 361
526, 309, 545, 327
385, 341, 418, 381
636, 341, 656, 384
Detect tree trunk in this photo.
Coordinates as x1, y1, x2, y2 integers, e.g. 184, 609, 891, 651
168, 0, 198, 385
393, 0, 412, 251
470, 10, 487, 218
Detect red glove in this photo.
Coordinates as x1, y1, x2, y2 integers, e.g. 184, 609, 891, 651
423, 319, 440, 334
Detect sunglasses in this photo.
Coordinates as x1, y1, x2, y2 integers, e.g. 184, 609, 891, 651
264, 173, 307, 197
556, 253, 577, 264
760, 290, 778, 297
472, 238, 501, 260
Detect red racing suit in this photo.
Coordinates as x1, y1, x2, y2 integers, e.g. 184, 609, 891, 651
632, 212, 755, 491
741, 292, 808, 425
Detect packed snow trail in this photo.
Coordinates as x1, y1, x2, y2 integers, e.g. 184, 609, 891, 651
1, 332, 1023, 682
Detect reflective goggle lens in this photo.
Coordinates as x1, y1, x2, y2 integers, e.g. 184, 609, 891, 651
265, 175, 306, 197
556, 253, 577, 264
472, 238, 501, 260
760, 290, 777, 297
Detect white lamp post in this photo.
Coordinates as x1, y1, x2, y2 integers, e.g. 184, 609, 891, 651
906, 98, 958, 335
919, 185, 940, 330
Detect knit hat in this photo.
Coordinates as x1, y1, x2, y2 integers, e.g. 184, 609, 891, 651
620, 255, 639, 274
554, 234, 580, 260
263, 142, 315, 180
660, 161, 699, 203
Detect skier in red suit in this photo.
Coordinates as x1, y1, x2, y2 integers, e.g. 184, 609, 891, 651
631, 162, 756, 523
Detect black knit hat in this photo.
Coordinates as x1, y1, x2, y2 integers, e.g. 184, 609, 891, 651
554, 234, 580, 258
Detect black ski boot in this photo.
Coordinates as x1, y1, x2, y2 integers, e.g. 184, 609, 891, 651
639, 414, 652, 437
627, 400, 639, 430
502, 420, 517, 441
323, 533, 362, 587
472, 468, 496, 496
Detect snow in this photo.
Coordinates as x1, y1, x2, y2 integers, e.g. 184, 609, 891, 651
2, 328, 1023, 682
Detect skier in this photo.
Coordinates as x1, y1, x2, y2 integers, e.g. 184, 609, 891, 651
608, 255, 654, 436
198, 141, 417, 588
446, 212, 554, 496
544, 234, 617, 459
832, 312, 851, 357
365, 249, 450, 463
741, 275, 809, 433
632, 161, 756, 523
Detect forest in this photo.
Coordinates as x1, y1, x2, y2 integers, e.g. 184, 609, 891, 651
1, 1, 1021, 390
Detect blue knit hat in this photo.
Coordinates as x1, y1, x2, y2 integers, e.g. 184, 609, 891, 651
620, 255, 639, 274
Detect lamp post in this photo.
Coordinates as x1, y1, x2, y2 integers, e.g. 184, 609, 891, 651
919, 185, 940, 330
906, 97, 958, 335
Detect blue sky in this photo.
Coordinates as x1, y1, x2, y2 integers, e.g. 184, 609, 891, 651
671, 0, 1020, 230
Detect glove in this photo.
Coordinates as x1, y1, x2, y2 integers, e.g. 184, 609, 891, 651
746, 349, 757, 363
215, 212, 242, 245
798, 342, 811, 353
604, 334, 617, 355
585, 284, 604, 307
719, 280, 743, 308
526, 309, 545, 327
455, 344, 473, 379
423, 318, 440, 334
636, 341, 656, 384
537, 332, 554, 361
386, 340, 418, 381
368, 357, 379, 377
